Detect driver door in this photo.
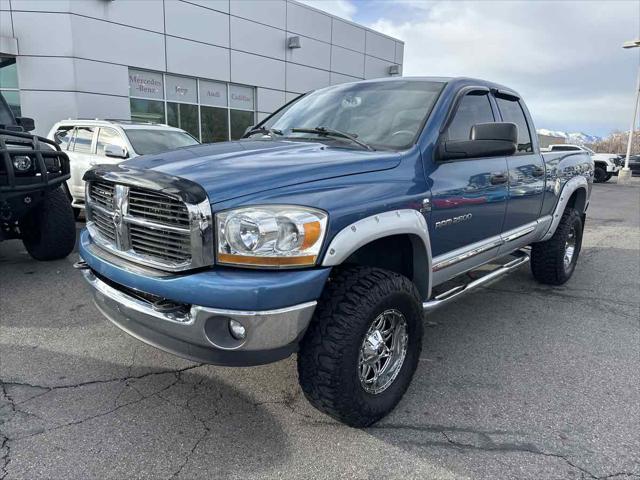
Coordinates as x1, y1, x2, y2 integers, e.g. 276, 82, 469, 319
428, 90, 509, 279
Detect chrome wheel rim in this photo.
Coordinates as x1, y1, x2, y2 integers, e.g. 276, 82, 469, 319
358, 309, 408, 395
564, 225, 577, 270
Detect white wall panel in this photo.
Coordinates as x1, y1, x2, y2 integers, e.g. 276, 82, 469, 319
12, 11, 73, 56
364, 55, 390, 79
286, 2, 330, 43
286, 34, 330, 70
330, 71, 361, 86
256, 111, 270, 122
256, 87, 285, 113
75, 92, 129, 121
230, 0, 285, 29
166, 36, 230, 81
231, 50, 284, 89
19, 90, 77, 136
71, 15, 165, 71
7, 1, 70, 12
231, 16, 285, 60
165, 0, 229, 47
16, 57, 75, 91
331, 18, 365, 52
75, 59, 129, 97
184, 0, 229, 14
71, 0, 164, 33
0, 8, 13, 38
330, 45, 364, 78
286, 62, 329, 93
285, 91, 301, 103
395, 42, 404, 64
365, 31, 395, 62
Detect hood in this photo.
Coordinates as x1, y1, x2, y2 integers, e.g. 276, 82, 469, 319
123, 140, 401, 203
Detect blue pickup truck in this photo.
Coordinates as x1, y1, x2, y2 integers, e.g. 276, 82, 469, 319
76, 77, 593, 427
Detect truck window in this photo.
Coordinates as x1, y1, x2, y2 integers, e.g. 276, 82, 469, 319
96, 127, 126, 155
551, 145, 579, 152
446, 93, 495, 141
496, 97, 533, 153
72, 127, 95, 154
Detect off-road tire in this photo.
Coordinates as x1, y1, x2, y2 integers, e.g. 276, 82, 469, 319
594, 166, 607, 183
530, 208, 583, 285
604, 173, 613, 182
297, 266, 423, 427
20, 187, 76, 260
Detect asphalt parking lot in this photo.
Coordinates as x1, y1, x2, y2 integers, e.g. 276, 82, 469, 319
1, 180, 639, 480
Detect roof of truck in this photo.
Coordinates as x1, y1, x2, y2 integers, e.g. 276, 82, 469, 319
52, 119, 185, 131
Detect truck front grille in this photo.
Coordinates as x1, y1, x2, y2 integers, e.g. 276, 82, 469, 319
85, 180, 212, 271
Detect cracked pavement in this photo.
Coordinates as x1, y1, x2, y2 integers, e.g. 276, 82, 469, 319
1, 181, 639, 479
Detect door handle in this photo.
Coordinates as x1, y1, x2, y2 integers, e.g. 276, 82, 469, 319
532, 166, 545, 177
490, 172, 508, 185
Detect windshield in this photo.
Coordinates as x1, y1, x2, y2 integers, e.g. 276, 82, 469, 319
125, 129, 199, 155
257, 80, 445, 150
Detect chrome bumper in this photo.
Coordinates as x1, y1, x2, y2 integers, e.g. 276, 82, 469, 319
78, 266, 317, 366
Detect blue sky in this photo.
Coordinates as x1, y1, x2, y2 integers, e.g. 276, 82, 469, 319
302, 0, 640, 138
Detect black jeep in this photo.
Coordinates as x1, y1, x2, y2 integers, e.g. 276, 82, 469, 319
0, 92, 75, 260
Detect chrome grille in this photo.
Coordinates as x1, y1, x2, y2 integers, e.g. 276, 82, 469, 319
85, 180, 213, 271
128, 188, 190, 228
89, 182, 115, 210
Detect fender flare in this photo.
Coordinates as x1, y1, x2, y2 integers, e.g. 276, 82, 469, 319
540, 176, 589, 241
321, 209, 433, 299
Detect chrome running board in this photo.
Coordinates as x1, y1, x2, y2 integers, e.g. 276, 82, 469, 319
423, 250, 530, 313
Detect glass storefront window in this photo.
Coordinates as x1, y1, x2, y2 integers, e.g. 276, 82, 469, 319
167, 102, 199, 139
128, 68, 256, 144
0, 58, 21, 118
130, 98, 165, 124
201, 106, 229, 143
230, 110, 254, 140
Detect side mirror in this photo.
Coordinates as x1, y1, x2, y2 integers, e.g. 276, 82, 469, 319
104, 144, 128, 159
438, 122, 518, 161
16, 117, 35, 132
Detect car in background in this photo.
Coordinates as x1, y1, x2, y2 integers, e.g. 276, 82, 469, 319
47, 120, 199, 216
624, 154, 640, 176
545, 144, 621, 183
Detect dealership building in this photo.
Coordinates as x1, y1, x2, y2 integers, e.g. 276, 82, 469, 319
0, 0, 404, 139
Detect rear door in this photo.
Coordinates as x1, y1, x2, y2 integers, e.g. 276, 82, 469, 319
493, 93, 545, 232
67, 126, 97, 202
429, 89, 509, 260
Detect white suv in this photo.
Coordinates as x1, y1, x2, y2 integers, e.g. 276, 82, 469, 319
546, 144, 622, 183
47, 120, 199, 214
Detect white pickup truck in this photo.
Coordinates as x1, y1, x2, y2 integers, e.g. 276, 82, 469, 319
544, 144, 622, 183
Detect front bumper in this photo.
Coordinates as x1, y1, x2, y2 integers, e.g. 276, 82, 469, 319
78, 229, 331, 366
79, 266, 317, 366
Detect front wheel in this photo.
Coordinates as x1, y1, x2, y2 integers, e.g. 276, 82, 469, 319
594, 166, 607, 183
530, 208, 583, 285
20, 187, 76, 260
297, 266, 423, 427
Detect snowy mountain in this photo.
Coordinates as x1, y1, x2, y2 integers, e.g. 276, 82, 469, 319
536, 129, 602, 145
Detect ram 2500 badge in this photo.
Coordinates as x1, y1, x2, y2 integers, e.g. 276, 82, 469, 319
76, 77, 593, 427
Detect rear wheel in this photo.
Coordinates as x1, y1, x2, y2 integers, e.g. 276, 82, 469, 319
594, 166, 607, 183
530, 208, 583, 285
297, 266, 423, 427
20, 187, 76, 260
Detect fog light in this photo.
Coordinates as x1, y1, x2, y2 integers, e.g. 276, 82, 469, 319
229, 319, 247, 340
13, 156, 32, 172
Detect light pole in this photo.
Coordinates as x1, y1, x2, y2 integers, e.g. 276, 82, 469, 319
618, 39, 640, 184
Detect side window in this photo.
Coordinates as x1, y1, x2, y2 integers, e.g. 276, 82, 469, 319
496, 97, 533, 153
96, 127, 126, 155
446, 93, 495, 141
72, 127, 95, 154
53, 126, 73, 150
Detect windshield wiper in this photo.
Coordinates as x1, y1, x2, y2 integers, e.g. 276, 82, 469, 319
290, 126, 375, 151
243, 126, 283, 138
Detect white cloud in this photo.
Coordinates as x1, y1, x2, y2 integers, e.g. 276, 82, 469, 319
366, 1, 640, 136
297, 0, 357, 21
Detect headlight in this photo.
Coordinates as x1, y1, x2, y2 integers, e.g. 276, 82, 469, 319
13, 155, 32, 172
216, 205, 328, 268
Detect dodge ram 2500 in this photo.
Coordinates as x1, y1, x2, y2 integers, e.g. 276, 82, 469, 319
76, 77, 593, 427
